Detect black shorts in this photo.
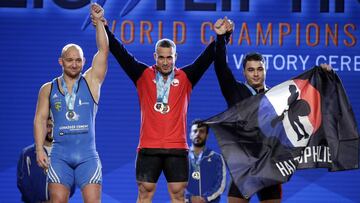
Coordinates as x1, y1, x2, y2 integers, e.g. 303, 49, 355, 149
228, 181, 282, 201
136, 148, 189, 183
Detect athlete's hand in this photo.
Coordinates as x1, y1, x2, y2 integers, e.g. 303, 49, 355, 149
90, 3, 107, 26
36, 148, 49, 170
214, 17, 227, 35
91, 3, 104, 20
91, 16, 107, 27
191, 196, 206, 203
225, 18, 234, 33
214, 17, 234, 35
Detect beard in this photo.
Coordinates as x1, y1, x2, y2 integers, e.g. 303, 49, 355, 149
161, 70, 172, 76
193, 139, 206, 147
45, 133, 53, 143
63, 67, 82, 79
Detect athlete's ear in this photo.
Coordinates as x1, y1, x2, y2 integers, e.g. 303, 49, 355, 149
153, 52, 157, 61
58, 57, 63, 66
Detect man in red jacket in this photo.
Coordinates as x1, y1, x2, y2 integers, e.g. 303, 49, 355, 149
93, 10, 233, 202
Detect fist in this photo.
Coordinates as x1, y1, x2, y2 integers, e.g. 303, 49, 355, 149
214, 17, 234, 35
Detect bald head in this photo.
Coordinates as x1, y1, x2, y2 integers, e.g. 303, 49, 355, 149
61, 43, 84, 59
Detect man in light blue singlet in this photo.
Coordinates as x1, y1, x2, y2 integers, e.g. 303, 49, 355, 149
33, 3, 108, 202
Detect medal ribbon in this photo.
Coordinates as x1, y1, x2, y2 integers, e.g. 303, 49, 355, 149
189, 149, 203, 173
61, 75, 80, 111
155, 70, 174, 104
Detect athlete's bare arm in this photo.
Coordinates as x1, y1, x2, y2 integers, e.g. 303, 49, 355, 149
33, 82, 51, 169
84, 3, 109, 103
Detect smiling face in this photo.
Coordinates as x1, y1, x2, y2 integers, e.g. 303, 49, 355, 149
58, 44, 85, 79
154, 46, 176, 76
153, 39, 177, 76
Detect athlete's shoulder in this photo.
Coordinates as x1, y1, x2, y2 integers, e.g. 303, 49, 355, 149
38, 81, 54, 97
137, 66, 158, 81
207, 148, 223, 159
174, 67, 189, 82
175, 67, 186, 74
40, 81, 52, 90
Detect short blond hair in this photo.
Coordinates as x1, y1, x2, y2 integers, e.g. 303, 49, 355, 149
61, 43, 84, 58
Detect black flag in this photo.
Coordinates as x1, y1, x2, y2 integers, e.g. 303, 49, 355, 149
205, 66, 359, 198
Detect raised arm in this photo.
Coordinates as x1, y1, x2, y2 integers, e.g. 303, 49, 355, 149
214, 34, 243, 107
84, 3, 109, 102
182, 40, 216, 88
33, 83, 51, 170
89, 4, 147, 84
90, 3, 108, 84
182, 17, 233, 88
105, 25, 148, 84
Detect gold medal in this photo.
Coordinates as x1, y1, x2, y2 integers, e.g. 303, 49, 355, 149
154, 102, 170, 114
154, 102, 164, 112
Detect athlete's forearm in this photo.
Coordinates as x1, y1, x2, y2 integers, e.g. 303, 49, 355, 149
105, 26, 147, 84
214, 35, 243, 107
34, 116, 47, 151
96, 21, 109, 56
182, 39, 216, 87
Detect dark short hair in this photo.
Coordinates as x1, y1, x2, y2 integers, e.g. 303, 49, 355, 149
191, 119, 209, 134
242, 52, 265, 69
155, 38, 176, 52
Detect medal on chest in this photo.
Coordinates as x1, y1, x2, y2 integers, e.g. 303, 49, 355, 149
61, 75, 80, 121
190, 150, 203, 180
154, 70, 176, 114
154, 102, 170, 114
192, 171, 201, 180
